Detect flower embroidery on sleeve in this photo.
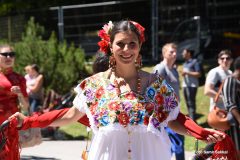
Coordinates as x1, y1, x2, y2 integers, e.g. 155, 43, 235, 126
95, 86, 105, 99
80, 80, 86, 90
145, 78, 178, 131
164, 96, 178, 111
85, 88, 95, 101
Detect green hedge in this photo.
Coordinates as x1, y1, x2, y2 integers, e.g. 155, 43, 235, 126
11, 17, 88, 94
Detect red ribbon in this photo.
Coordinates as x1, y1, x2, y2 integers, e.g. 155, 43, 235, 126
20, 108, 90, 130
0, 118, 19, 160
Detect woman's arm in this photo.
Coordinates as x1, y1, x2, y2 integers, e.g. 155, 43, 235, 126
10, 107, 86, 128
168, 113, 225, 143
50, 107, 85, 126
204, 83, 218, 99
168, 119, 190, 136
18, 93, 29, 111
28, 74, 43, 93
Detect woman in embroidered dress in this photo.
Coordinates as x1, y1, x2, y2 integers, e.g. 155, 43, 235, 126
11, 20, 226, 160
0, 44, 29, 124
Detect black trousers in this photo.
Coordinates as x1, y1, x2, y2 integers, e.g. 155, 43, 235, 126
228, 124, 240, 150
183, 87, 197, 120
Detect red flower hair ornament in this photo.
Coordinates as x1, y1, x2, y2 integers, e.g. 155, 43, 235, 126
97, 20, 145, 55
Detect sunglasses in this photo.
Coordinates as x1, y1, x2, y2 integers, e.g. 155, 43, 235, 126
0, 52, 16, 58
219, 57, 231, 61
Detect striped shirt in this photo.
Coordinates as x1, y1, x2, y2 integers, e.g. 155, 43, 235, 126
222, 76, 240, 111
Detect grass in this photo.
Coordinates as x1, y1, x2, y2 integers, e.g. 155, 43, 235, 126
59, 122, 90, 140
59, 64, 210, 151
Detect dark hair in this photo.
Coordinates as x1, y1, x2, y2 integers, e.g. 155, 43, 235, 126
110, 20, 141, 44
92, 53, 109, 74
185, 49, 194, 57
218, 49, 232, 59
31, 64, 40, 73
234, 56, 240, 70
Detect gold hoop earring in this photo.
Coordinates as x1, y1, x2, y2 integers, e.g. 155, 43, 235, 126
135, 55, 142, 69
109, 56, 116, 70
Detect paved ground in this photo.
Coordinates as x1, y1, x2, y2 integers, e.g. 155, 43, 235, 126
20, 140, 85, 160
20, 140, 195, 160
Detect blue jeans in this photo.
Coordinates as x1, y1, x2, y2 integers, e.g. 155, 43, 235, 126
165, 127, 185, 160
175, 133, 185, 160
29, 97, 41, 113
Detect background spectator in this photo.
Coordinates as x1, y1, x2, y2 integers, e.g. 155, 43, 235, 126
181, 49, 201, 121
25, 64, 44, 114
0, 44, 29, 123
204, 50, 233, 111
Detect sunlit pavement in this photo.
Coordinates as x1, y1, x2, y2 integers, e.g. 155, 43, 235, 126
20, 140, 195, 160
20, 140, 86, 160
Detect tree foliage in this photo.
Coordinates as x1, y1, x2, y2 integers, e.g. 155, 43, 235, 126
14, 17, 87, 94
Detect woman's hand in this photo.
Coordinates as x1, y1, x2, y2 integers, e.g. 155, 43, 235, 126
203, 128, 226, 144
11, 85, 29, 111
10, 86, 22, 96
8, 112, 26, 128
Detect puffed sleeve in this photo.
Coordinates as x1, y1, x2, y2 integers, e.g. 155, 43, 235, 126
162, 80, 180, 122
146, 77, 180, 133
73, 79, 89, 113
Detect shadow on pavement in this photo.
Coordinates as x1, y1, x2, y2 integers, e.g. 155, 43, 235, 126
21, 155, 60, 160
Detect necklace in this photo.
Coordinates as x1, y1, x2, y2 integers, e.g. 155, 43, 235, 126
113, 70, 141, 96
112, 69, 141, 160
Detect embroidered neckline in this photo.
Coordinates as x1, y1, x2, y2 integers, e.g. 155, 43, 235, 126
108, 69, 142, 97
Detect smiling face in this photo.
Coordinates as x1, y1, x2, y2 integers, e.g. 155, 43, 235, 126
0, 46, 15, 69
218, 53, 232, 70
110, 31, 141, 67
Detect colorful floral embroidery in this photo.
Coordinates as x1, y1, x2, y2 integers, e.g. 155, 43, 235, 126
81, 75, 178, 131
164, 96, 178, 111
95, 86, 105, 99
118, 111, 130, 127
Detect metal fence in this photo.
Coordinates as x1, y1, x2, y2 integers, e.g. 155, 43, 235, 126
0, 15, 26, 42
0, 0, 240, 60
49, 0, 153, 59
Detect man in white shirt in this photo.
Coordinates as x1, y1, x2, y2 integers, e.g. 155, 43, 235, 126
204, 50, 233, 111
